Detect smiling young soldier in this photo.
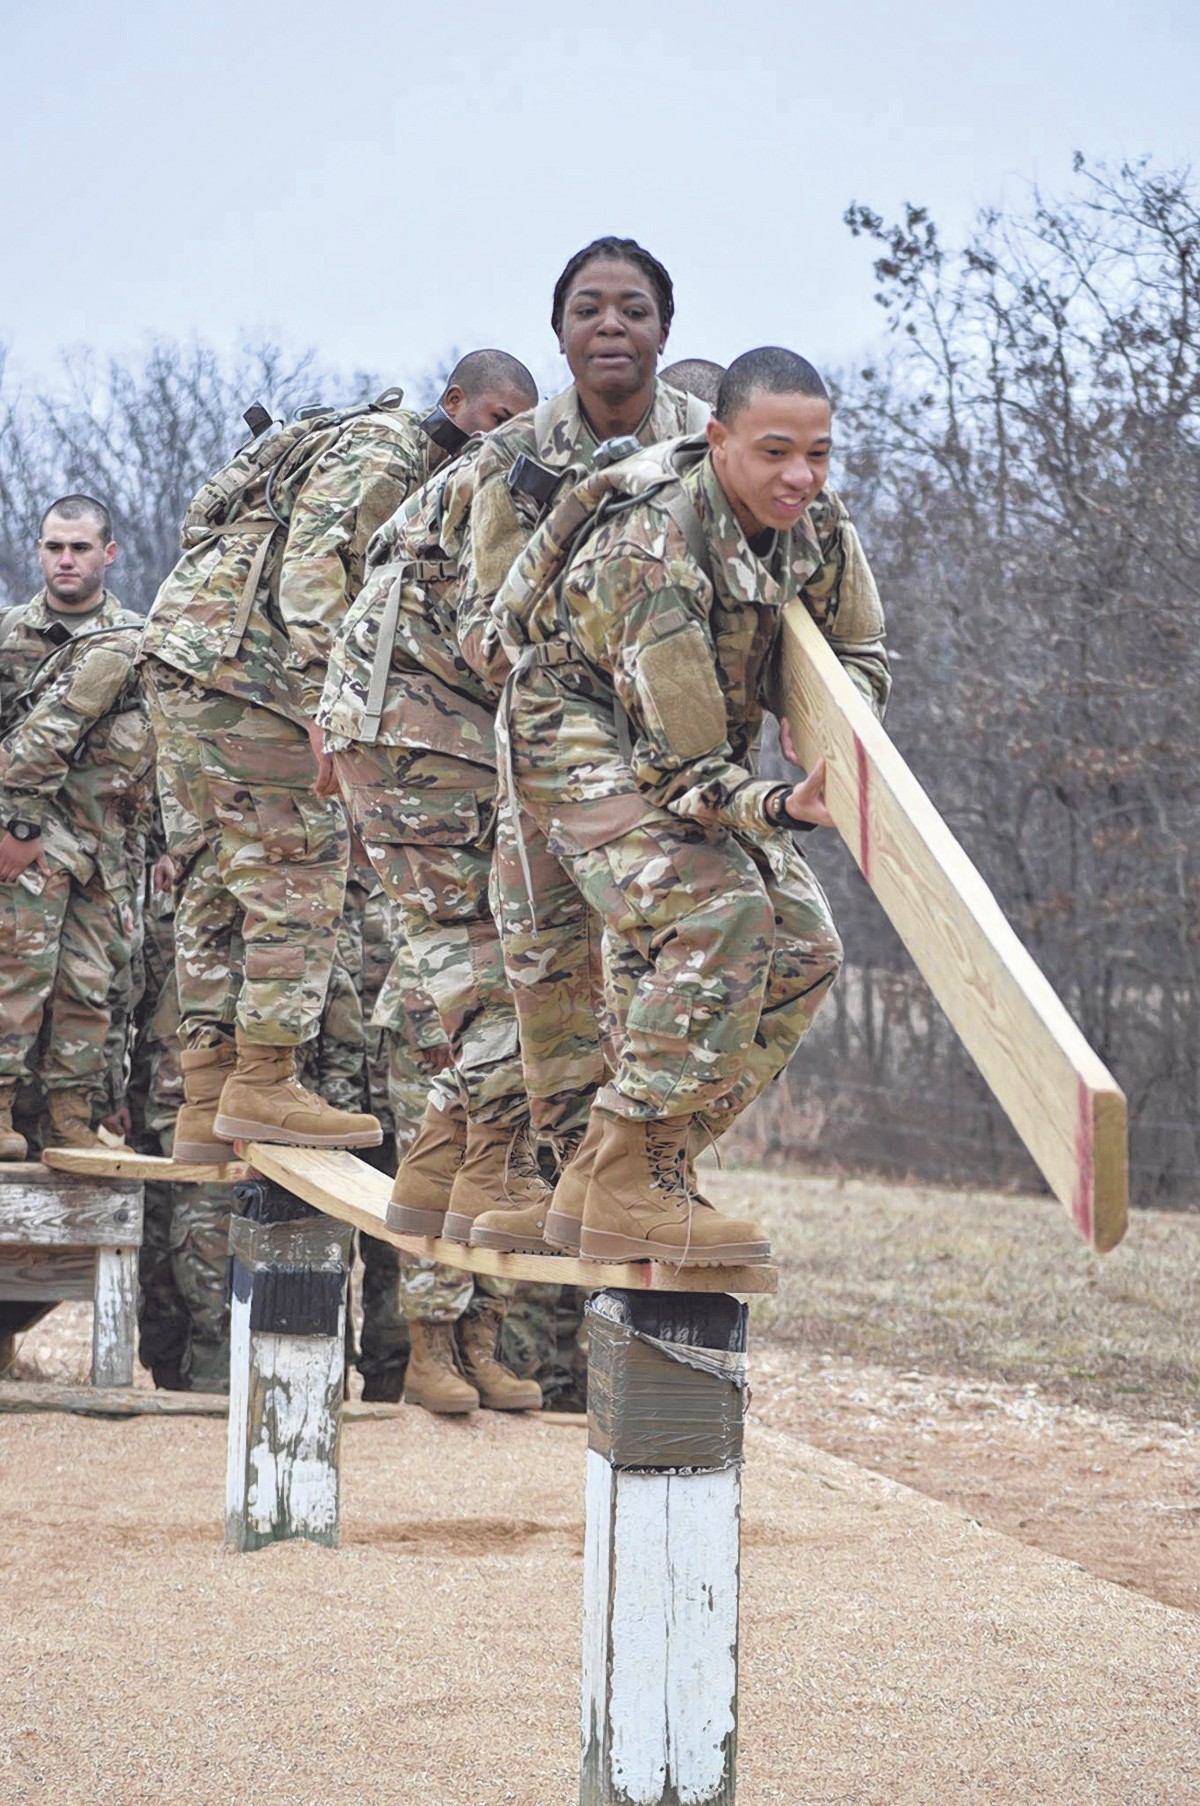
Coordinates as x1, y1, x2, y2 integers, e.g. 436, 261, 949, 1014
472, 347, 890, 1264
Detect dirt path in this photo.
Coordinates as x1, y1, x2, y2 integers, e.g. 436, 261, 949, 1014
751, 1345, 1200, 1617
2, 1407, 1197, 1805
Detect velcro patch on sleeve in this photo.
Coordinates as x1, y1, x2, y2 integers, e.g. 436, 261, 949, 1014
64, 648, 132, 719
470, 480, 529, 596
637, 623, 727, 760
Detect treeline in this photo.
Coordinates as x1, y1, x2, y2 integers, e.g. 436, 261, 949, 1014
746, 157, 1200, 1205
1, 157, 1195, 1204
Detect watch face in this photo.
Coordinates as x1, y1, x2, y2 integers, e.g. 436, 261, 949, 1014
9, 821, 37, 842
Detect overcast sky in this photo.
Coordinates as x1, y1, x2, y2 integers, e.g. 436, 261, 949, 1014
3, 0, 1196, 399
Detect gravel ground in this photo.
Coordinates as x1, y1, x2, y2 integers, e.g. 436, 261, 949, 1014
1, 1397, 1198, 1804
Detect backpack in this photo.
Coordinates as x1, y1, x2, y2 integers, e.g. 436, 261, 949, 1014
493, 433, 711, 659
169, 387, 409, 663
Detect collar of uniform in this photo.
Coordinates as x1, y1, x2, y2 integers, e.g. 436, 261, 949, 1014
544, 379, 688, 465
23, 588, 123, 632
690, 457, 786, 612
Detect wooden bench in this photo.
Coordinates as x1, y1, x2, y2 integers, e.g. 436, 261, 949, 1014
0, 1162, 143, 1386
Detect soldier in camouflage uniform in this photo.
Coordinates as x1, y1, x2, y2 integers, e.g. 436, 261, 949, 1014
143, 355, 547, 1161
474, 347, 891, 1265
0, 496, 154, 1156
320, 355, 550, 1245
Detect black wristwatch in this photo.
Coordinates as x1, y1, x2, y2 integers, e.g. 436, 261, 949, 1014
6, 818, 41, 842
764, 787, 791, 828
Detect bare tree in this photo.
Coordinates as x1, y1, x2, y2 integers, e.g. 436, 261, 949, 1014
740, 158, 1200, 1203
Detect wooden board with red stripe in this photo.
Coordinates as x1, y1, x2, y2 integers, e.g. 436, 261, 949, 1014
781, 601, 1128, 1253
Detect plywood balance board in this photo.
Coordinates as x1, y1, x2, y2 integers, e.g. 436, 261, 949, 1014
782, 602, 1128, 1252
44, 1144, 777, 1295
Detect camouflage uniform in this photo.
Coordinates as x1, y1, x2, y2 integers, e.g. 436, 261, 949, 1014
323, 441, 525, 1125
131, 882, 236, 1393
459, 381, 708, 1140
369, 919, 476, 1326
0, 590, 153, 1109
495, 439, 890, 1135
142, 400, 443, 1052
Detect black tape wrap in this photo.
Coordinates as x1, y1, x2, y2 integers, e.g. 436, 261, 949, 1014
585, 1288, 747, 1472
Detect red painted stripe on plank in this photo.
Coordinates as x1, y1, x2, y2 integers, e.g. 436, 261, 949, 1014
854, 733, 872, 884
1072, 1077, 1095, 1246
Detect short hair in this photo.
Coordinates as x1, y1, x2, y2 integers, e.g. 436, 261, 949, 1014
445, 349, 538, 405
39, 493, 113, 543
661, 358, 725, 409
715, 348, 830, 424
551, 237, 675, 336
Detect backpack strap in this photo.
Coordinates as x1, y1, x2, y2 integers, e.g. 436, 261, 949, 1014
219, 521, 282, 660
359, 558, 456, 743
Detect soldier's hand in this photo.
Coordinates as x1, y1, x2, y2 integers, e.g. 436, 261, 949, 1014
151, 853, 176, 894
305, 718, 339, 799
0, 832, 51, 882
102, 1105, 132, 1140
782, 757, 835, 829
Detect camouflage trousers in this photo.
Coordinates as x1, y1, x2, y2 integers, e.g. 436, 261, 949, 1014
0, 860, 136, 1095
334, 743, 527, 1126
145, 662, 348, 1048
497, 791, 843, 1130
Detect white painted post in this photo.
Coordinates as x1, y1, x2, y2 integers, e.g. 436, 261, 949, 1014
224, 1177, 353, 1553
581, 1288, 747, 1806
90, 1245, 138, 1386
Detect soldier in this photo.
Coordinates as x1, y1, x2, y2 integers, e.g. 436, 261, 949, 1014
322, 355, 544, 1242
142, 352, 536, 1159
0, 495, 153, 1155
474, 347, 891, 1264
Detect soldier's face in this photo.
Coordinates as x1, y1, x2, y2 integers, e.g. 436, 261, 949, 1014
445, 381, 537, 437
556, 258, 667, 404
707, 393, 833, 536
38, 512, 116, 610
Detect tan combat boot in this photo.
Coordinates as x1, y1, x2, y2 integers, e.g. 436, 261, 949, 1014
580, 1113, 772, 1266
457, 1299, 542, 1411
452, 1120, 551, 1247
214, 1033, 382, 1148
0, 1083, 27, 1160
403, 1320, 479, 1415
174, 1042, 236, 1163
387, 1100, 469, 1235
44, 1089, 101, 1150
543, 1115, 606, 1253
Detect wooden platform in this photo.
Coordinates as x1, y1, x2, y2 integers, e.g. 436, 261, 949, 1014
42, 1148, 248, 1184
43, 1144, 778, 1295
0, 1162, 142, 1385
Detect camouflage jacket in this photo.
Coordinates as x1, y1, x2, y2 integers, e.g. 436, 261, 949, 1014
458, 379, 707, 690
0, 589, 154, 888
143, 402, 442, 722
502, 445, 890, 849
318, 438, 496, 767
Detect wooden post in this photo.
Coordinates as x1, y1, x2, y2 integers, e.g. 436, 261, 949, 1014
224, 1175, 353, 1553
91, 1245, 137, 1386
581, 1289, 748, 1806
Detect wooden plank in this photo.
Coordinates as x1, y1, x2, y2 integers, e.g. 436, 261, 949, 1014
0, 1381, 226, 1417
0, 1246, 96, 1302
781, 601, 1128, 1253
242, 1143, 779, 1296
43, 1147, 248, 1185
0, 1384, 590, 1421
0, 1174, 143, 1248
91, 1247, 137, 1386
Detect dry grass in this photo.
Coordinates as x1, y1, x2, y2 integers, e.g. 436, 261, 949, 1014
705, 1165, 1200, 1424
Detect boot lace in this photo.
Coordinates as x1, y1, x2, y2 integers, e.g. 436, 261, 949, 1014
646, 1119, 703, 1272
